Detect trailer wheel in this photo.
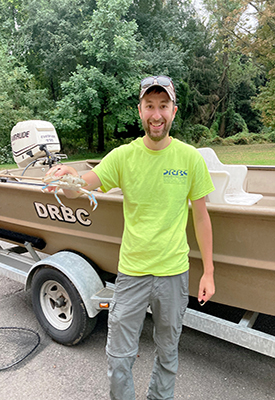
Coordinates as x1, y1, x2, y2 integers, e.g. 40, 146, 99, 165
31, 267, 97, 345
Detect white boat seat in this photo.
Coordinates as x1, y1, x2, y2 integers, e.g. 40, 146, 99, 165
198, 147, 263, 205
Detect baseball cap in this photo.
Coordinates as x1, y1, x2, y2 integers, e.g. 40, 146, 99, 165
139, 75, 176, 103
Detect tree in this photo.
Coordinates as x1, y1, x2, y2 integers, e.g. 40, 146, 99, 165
253, 76, 275, 129
207, 0, 275, 130
201, 0, 242, 136
0, 0, 28, 49
0, 0, 271, 154
0, 43, 52, 147
181, 29, 221, 127
16, 0, 96, 101
239, 1, 275, 129
129, 0, 204, 79
54, 0, 143, 152
130, 0, 223, 136
194, 0, 263, 136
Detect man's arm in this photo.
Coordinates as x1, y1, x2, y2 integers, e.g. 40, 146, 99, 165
190, 197, 215, 305
46, 165, 102, 199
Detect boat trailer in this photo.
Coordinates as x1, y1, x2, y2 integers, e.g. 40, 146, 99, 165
0, 239, 274, 358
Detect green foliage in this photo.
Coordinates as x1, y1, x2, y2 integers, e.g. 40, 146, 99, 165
268, 132, 275, 143
17, 0, 97, 100
263, 130, 275, 143
193, 131, 273, 147
209, 121, 219, 137
223, 106, 248, 137
84, 0, 139, 72
59, 137, 90, 156
176, 80, 191, 122
229, 55, 264, 133
0, 44, 52, 146
0, 145, 13, 164
189, 124, 211, 143
130, 0, 208, 80
253, 76, 275, 130
55, 0, 143, 151
0, 0, 273, 155
223, 132, 264, 145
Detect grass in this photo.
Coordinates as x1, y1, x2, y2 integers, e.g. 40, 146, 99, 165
1, 143, 275, 170
206, 143, 275, 165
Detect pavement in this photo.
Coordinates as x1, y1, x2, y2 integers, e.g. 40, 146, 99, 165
0, 274, 275, 400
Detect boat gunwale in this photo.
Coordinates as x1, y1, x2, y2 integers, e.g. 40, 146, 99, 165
0, 179, 274, 214
247, 165, 275, 171
0, 179, 124, 204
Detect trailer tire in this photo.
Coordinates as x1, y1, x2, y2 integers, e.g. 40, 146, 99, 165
32, 267, 97, 345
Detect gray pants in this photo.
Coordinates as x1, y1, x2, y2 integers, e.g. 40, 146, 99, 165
106, 271, 189, 400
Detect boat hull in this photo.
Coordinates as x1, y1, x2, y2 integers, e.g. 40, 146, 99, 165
1, 162, 275, 316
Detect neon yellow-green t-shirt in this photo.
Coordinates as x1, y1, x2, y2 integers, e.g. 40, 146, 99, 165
93, 137, 214, 276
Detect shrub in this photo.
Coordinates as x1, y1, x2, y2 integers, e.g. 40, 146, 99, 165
267, 131, 275, 143
209, 121, 219, 138
189, 124, 211, 143
223, 131, 268, 145
0, 145, 14, 164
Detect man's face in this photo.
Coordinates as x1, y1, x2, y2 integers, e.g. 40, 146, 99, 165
138, 90, 177, 142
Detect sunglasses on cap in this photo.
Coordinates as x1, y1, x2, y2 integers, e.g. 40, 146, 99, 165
140, 75, 173, 88
139, 75, 176, 103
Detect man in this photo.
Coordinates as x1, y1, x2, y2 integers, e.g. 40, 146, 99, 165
49, 76, 215, 400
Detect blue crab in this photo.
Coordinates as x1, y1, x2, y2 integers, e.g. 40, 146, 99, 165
42, 172, 98, 211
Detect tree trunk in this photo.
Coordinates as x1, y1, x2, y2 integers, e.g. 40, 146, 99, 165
220, 97, 226, 138
219, 50, 229, 138
97, 104, 105, 152
86, 117, 95, 151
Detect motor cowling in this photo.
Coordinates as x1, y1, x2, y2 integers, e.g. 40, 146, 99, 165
11, 120, 61, 168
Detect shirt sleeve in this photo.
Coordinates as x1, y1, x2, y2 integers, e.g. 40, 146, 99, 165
92, 148, 121, 193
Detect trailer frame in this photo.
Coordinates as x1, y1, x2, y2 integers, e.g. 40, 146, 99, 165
0, 240, 274, 357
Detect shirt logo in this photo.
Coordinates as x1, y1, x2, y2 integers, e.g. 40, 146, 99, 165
163, 169, 187, 184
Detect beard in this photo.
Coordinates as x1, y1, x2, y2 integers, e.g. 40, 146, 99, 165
142, 119, 173, 142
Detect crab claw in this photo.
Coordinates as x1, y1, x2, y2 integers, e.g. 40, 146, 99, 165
41, 180, 60, 193
89, 193, 98, 211
54, 188, 66, 208
81, 189, 98, 211
41, 177, 98, 211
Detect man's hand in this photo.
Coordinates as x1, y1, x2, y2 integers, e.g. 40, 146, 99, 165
44, 164, 102, 199
198, 271, 215, 306
45, 165, 78, 193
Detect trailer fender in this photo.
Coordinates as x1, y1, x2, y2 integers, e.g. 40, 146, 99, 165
26, 251, 104, 318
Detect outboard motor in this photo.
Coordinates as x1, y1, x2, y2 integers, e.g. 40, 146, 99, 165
11, 120, 65, 170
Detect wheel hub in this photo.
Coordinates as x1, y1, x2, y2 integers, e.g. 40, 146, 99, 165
55, 295, 66, 308
40, 280, 73, 330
